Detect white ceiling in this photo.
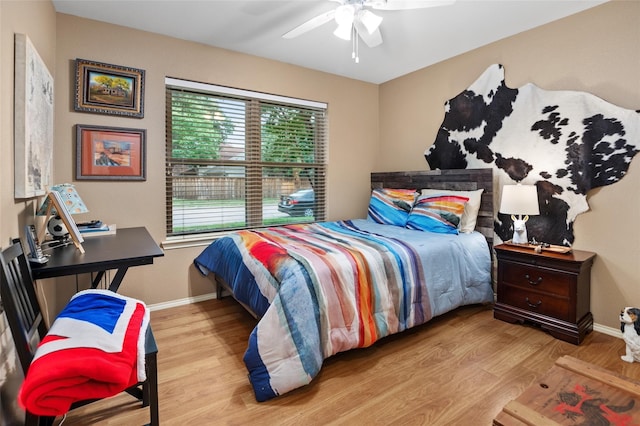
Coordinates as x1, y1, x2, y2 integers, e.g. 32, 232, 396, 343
51, 0, 607, 84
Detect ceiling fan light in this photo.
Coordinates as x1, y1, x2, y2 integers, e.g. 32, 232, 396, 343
333, 23, 352, 41
358, 10, 383, 34
334, 4, 355, 26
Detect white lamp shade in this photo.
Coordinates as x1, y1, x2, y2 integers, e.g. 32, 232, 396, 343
499, 184, 540, 216
358, 10, 383, 34
333, 23, 352, 40
334, 4, 355, 26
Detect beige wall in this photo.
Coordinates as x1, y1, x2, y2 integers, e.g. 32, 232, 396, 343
379, 0, 640, 329
0, 0, 57, 311
1, 1, 637, 331
1, 1, 56, 247
49, 14, 379, 308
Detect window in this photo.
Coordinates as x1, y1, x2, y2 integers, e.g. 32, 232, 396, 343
165, 78, 327, 236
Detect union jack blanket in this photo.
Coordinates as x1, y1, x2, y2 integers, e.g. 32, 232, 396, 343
18, 289, 149, 416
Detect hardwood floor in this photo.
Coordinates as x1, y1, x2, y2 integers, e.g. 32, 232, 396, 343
56, 298, 639, 425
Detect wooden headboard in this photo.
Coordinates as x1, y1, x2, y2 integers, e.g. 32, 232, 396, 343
370, 168, 494, 247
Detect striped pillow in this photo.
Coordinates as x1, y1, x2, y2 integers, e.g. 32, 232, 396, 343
367, 188, 416, 227
406, 194, 469, 234
420, 188, 484, 233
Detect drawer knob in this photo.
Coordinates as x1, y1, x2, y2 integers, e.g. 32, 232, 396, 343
525, 297, 542, 308
525, 274, 543, 286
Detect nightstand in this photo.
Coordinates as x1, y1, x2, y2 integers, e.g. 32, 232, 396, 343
493, 244, 596, 345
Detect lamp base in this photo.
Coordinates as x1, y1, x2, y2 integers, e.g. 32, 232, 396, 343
511, 218, 529, 245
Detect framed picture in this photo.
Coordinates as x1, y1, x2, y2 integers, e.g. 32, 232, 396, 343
76, 125, 146, 181
74, 58, 145, 118
14, 33, 54, 198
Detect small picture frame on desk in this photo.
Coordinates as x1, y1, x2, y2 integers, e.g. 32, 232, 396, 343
41, 191, 85, 253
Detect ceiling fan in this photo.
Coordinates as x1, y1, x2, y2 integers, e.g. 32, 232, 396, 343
283, 0, 455, 62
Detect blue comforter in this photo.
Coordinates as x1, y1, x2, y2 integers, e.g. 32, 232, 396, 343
194, 219, 493, 401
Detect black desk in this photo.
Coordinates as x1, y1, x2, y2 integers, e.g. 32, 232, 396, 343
32, 227, 164, 292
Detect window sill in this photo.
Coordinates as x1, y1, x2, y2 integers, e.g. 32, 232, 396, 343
161, 231, 234, 250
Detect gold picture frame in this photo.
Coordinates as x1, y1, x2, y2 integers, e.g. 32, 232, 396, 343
74, 58, 145, 118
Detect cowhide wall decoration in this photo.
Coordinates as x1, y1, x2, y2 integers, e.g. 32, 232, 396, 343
425, 64, 640, 246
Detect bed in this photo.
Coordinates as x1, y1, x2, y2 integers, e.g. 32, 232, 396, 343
194, 168, 495, 402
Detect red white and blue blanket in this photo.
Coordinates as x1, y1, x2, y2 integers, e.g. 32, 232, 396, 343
19, 289, 149, 416
195, 219, 493, 401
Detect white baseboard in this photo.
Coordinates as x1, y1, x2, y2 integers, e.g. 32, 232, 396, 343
148, 295, 624, 342
148, 292, 217, 311
594, 322, 622, 339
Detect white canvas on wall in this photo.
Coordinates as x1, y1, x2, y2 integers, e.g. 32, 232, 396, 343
14, 33, 53, 199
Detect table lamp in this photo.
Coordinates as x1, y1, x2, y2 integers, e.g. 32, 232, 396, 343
36, 184, 88, 241
499, 184, 540, 244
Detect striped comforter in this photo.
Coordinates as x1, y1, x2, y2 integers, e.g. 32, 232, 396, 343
194, 219, 492, 401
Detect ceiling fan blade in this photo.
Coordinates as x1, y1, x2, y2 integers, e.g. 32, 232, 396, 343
367, 0, 455, 11
282, 9, 336, 39
354, 20, 383, 48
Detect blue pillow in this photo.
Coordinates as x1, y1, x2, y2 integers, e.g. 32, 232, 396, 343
367, 188, 416, 227
406, 194, 469, 234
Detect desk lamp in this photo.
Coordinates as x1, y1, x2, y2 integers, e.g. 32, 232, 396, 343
36, 184, 88, 240
499, 184, 540, 244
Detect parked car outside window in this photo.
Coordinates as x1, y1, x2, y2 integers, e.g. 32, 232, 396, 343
277, 189, 315, 217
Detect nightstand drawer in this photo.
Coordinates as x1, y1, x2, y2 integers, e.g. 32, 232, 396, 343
501, 261, 572, 297
498, 284, 571, 321
494, 244, 596, 344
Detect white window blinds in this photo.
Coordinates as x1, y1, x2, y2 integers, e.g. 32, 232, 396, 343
165, 78, 327, 236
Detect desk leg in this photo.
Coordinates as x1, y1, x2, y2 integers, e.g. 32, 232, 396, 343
88, 267, 129, 292
91, 271, 106, 289
109, 267, 129, 292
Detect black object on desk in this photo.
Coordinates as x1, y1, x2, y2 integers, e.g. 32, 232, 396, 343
32, 227, 164, 292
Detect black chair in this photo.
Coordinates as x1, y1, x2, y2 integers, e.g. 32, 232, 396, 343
0, 239, 159, 426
